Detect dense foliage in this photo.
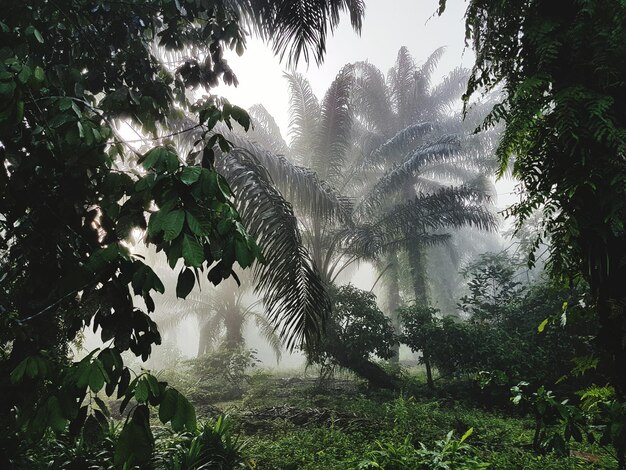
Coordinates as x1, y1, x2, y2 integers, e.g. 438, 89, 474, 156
0, 0, 364, 466
400, 253, 597, 390
309, 284, 397, 388
440, 0, 626, 404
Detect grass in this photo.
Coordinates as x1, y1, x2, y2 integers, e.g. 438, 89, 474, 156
170, 367, 618, 469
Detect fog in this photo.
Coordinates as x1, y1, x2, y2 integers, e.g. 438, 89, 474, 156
76, 0, 519, 371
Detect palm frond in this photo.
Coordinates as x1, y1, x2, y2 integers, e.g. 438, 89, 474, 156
153, 293, 216, 332
358, 135, 462, 211
218, 148, 330, 350
248, 104, 290, 155
352, 61, 393, 134
344, 224, 453, 259
414, 46, 447, 98
364, 122, 438, 167
285, 71, 321, 163
252, 312, 284, 361
381, 186, 496, 234
388, 46, 416, 126
227, 138, 353, 223
417, 162, 481, 185
424, 67, 470, 119
314, 65, 355, 183
234, 0, 364, 66
348, 186, 496, 257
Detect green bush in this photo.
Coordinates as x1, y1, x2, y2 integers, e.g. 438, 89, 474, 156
163, 347, 259, 404
400, 253, 599, 391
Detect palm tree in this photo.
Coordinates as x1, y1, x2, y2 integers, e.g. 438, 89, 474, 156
210, 66, 493, 387
155, 274, 283, 360
167, 56, 494, 386
348, 47, 499, 380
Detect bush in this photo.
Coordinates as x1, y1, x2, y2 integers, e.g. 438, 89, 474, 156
163, 347, 259, 404
399, 252, 599, 391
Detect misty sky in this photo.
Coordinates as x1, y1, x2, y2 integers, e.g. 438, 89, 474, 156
215, 0, 517, 210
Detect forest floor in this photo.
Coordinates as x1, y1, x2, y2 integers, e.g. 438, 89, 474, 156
172, 368, 618, 469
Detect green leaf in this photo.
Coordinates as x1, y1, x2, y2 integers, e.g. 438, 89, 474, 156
47, 396, 68, 433
230, 105, 251, 131
537, 318, 549, 333
10, 357, 31, 383
114, 406, 153, 466
141, 147, 164, 170
182, 234, 204, 267
235, 238, 255, 269
32, 28, 44, 43
145, 374, 161, 400
88, 360, 108, 393
59, 97, 73, 111
158, 388, 177, 425
135, 378, 149, 403
460, 427, 473, 443
180, 166, 201, 185
176, 267, 195, 299
163, 209, 185, 241
17, 66, 31, 84
33, 66, 45, 82
158, 388, 195, 432
186, 209, 211, 236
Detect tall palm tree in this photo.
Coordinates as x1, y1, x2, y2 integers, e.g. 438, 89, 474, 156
348, 47, 499, 380
166, 54, 494, 386
209, 67, 495, 386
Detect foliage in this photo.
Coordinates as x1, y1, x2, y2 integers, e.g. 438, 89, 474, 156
511, 382, 590, 455
458, 253, 525, 324
439, 5, 626, 451
163, 347, 259, 404
0, 0, 365, 465
400, 252, 597, 389
207, 372, 617, 469
409, 428, 490, 470
221, 57, 494, 385
308, 285, 396, 373
153, 416, 247, 469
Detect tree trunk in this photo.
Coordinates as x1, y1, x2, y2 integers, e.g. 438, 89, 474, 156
407, 242, 435, 389
404, 182, 435, 389
197, 324, 211, 357
386, 252, 402, 363
326, 341, 398, 389
424, 351, 434, 390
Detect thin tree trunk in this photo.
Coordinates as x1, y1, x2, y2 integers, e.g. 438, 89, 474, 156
403, 183, 434, 388
386, 252, 402, 363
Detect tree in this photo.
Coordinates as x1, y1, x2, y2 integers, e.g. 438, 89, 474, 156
350, 47, 498, 372
156, 274, 282, 359
215, 67, 494, 387
0, 1, 364, 465
309, 284, 398, 389
438, 0, 626, 464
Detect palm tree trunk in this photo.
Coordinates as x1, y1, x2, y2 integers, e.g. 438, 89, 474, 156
224, 309, 244, 349
385, 253, 402, 363
403, 182, 435, 388
197, 324, 211, 357
408, 244, 435, 389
